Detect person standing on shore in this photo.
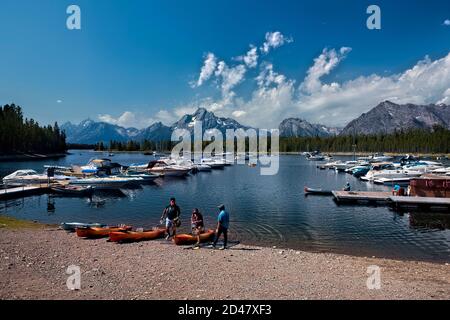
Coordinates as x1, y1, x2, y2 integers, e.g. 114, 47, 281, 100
160, 197, 181, 240
212, 204, 229, 250
191, 208, 204, 250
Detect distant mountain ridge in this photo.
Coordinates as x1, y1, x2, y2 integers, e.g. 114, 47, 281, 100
279, 118, 341, 137
340, 101, 450, 136
62, 101, 450, 144
61, 108, 252, 144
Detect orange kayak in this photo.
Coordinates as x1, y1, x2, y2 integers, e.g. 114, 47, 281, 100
173, 229, 215, 245
76, 226, 132, 238
109, 228, 166, 243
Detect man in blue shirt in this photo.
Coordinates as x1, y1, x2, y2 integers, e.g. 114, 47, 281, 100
213, 204, 229, 250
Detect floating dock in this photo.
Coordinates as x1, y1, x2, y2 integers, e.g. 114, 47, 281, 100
390, 196, 450, 210
0, 185, 50, 200
332, 191, 392, 204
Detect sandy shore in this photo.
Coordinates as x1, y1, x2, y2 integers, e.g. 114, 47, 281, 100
0, 226, 449, 300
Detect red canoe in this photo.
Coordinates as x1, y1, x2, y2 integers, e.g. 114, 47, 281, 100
173, 229, 215, 245
109, 228, 166, 243
76, 226, 132, 238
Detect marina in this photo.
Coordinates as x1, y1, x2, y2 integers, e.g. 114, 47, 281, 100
0, 151, 449, 263
0, 184, 50, 200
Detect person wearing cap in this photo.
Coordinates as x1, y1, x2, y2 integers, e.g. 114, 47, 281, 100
212, 204, 229, 250
160, 197, 181, 240
191, 208, 204, 249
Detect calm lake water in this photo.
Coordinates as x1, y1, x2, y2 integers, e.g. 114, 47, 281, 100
1, 150, 449, 262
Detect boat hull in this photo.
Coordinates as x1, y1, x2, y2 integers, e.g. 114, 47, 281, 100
61, 222, 105, 232
76, 226, 132, 238
173, 229, 215, 245
109, 228, 166, 242
304, 187, 333, 195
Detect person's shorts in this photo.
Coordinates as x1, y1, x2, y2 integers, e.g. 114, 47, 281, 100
192, 226, 204, 235
166, 218, 174, 228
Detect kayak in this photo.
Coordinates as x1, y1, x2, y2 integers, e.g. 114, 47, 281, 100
304, 187, 333, 195
76, 226, 132, 238
173, 229, 215, 246
109, 228, 166, 243
61, 222, 106, 232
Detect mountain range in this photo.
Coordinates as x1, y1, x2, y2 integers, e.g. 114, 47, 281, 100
278, 118, 341, 137
61, 101, 450, 144
340, 101, 450, 136
61, 108, 252, 144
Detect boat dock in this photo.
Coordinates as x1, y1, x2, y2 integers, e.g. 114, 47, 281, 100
332, 191, 392, 204
390, 196, 450, 210
0, 185, 50, 200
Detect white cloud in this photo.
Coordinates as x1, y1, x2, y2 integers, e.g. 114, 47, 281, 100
56, 100, 62, 103
98, 111, 172, 129
215, 61, 247, 98
236, 46, 258, 68
186, 50, 450, 129
300, 47, 352, 94
261, 31, 293, 54
443, 19, 450, 26
193, 52, 217, 87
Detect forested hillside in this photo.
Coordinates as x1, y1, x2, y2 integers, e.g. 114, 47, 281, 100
0, 104, 66, 155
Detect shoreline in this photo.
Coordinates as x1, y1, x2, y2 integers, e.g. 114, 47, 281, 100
0, 153, 67, 162
0, 218, 448, 300
82, 149, 449, 158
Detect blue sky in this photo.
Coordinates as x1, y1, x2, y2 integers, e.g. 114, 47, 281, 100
1, 0, 450, 128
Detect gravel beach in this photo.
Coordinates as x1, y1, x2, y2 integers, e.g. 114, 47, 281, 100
0, 226, 449, 300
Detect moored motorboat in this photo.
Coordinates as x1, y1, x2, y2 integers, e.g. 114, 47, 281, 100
117, 172, 162, 182
76, 225, 132, 238
173, 229, 215, 245
201, 158, 225, 169
109, 228, 166, 243
69, 177, 134, 189
138, 160, 191, 177
61, 222, 106, 232
2, 169, 74, 186
51, 184, 94, 196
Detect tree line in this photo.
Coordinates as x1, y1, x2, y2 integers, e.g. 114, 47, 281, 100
0, 104, 67, 155
95, 139, 174, 152
92, 126, 449, 155
279, 126, 450, 154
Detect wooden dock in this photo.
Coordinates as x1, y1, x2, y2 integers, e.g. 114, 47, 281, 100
390, 196, 450, 210
332, 191, 392, 203
0, 185, 50, 200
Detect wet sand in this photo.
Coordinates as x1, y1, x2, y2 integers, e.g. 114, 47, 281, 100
0, 226, 449, 300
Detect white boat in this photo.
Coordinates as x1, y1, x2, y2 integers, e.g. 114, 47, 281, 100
432, 167, 450, 175
144, 160, 191, 177
69, 177, 134, 189
364, 169, 423, 182
201, 158, 226, 169
51, 185, 95, 196
373, 177, 414, 185
334, 161, 359, 172
117, 172, 162, 181
196, 164, 212, 171
2, 169, 74, 186
359, 154, 394, 162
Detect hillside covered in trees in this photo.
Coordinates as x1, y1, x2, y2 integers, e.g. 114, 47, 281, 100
279, 126, 450, 154
0, 104, 67, 155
